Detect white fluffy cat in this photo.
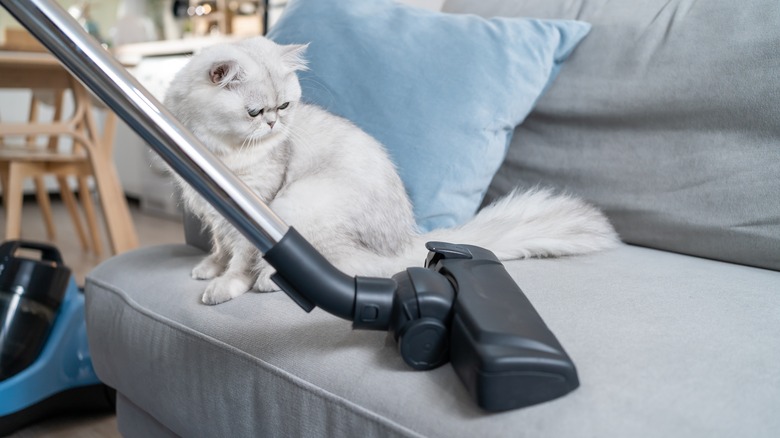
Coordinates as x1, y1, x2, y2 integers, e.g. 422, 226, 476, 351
164, 36, 619, 305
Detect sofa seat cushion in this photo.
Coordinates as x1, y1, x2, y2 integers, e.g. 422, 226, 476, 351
85, 245, 780, 437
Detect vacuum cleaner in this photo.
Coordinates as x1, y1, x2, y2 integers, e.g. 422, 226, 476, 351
0, 241, 114, 435
2, 0, 579, 412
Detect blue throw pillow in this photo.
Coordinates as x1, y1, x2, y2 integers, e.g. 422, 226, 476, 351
269, 0, 590, 231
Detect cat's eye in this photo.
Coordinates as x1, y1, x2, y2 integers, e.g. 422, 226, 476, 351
278, 102, 290, 110
248, 108, 263, 118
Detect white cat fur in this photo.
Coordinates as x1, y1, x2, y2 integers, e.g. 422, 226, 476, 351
164, 36, 619, 305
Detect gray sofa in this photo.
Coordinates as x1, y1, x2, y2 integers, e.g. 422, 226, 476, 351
85, 0, 780, 437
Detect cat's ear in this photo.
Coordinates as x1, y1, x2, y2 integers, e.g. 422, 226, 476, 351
281, 43, 310, 71
209, 60, 241, 87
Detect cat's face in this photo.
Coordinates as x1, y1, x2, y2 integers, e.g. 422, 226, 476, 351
167, 37, 308, 155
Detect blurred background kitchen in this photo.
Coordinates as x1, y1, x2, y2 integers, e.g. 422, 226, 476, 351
1, 0, 286, 222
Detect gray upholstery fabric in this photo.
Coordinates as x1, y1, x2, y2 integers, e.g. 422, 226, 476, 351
85, 244, 780, 437
444, 0, 780, 271
116, 395, 178, 438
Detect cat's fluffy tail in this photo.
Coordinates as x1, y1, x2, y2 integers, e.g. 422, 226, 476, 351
422, 187, 620, 259
345, 188, 620, 277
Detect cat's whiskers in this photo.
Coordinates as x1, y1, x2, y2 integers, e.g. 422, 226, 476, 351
280, 124, 313, 151
240, 129, 268, 154
239, 133, 252, 153
297, 78, 336, 105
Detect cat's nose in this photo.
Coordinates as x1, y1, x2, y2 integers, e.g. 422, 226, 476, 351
267, 120, 276, 129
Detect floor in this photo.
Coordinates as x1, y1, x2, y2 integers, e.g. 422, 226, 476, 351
2, 196, 186, 437
1, 196, 186, 285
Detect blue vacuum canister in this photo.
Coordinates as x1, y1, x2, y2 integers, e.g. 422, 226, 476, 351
0, 241, 114, 435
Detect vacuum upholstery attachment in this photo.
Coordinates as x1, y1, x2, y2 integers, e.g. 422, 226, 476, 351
267, 230, 580, 412
422, 242, 579, 411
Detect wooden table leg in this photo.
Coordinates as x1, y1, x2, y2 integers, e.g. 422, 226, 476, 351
87, 147, 138, 254
77, 85, 138, 255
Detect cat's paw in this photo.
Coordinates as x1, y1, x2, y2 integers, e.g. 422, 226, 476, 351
201, 273, 252, 305
191, 256, 224, 280
254, 268, 280, 292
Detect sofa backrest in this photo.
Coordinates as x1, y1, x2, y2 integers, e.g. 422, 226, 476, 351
444, 0, 780, 271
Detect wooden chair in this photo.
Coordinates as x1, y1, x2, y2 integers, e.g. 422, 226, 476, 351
0, 51, 138, 255
0, 88, 104, 254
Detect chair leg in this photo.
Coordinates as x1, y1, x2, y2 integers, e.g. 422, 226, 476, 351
77, 176, 102, 256
3, 162, 29, 241
56, 176, 90, 251
0, 168, 9, 212
33, 175, 57, 240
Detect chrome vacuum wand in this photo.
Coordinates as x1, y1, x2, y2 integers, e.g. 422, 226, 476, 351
2, 0, 579, 411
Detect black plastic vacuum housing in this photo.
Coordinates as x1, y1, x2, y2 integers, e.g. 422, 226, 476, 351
2, 0, 579, 412
0, 241, 115, 435
0, 240, 70, 381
